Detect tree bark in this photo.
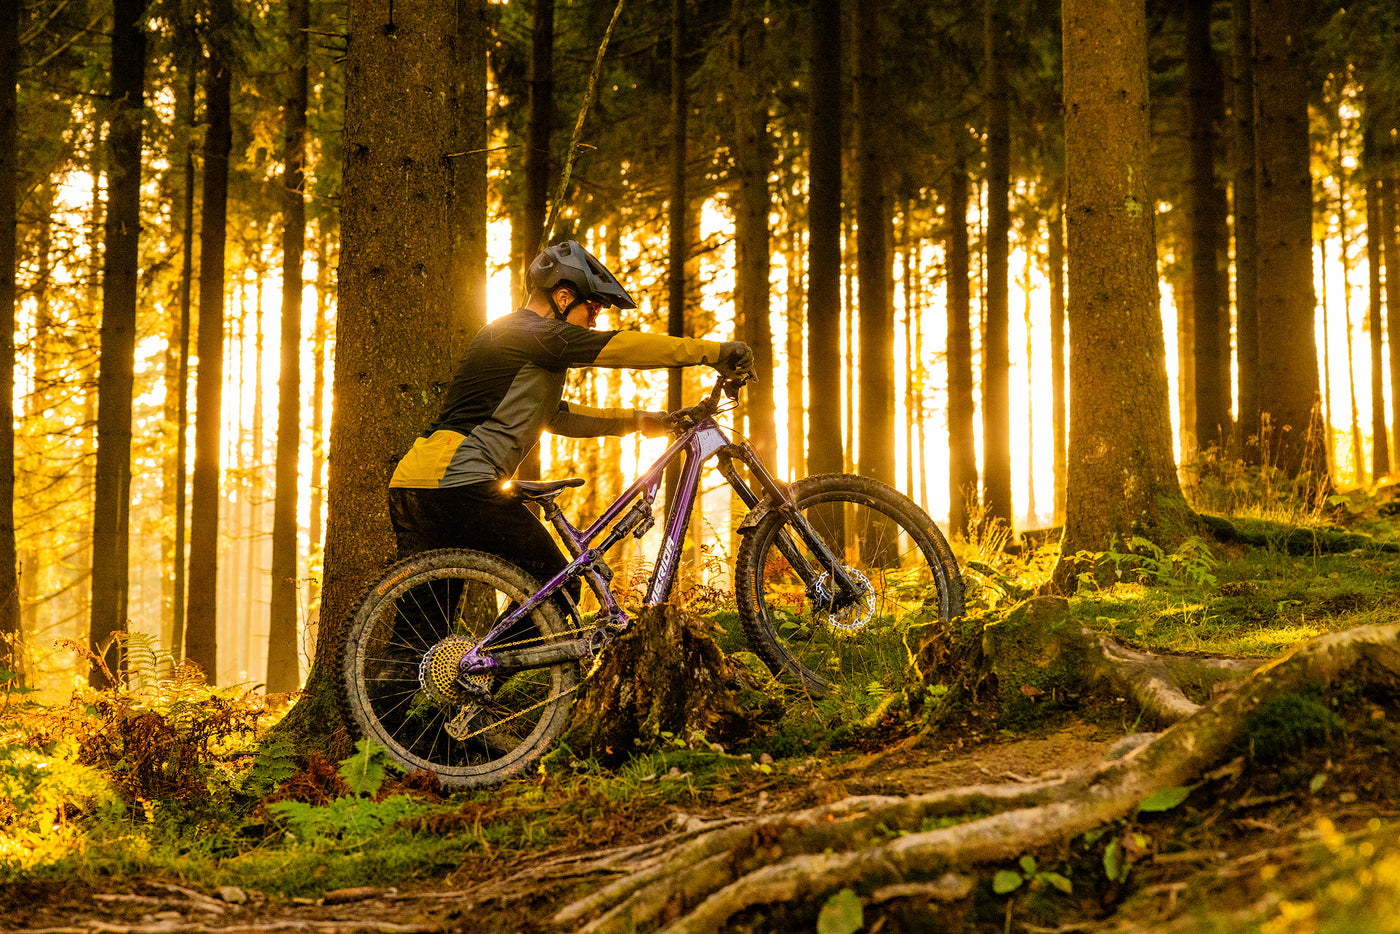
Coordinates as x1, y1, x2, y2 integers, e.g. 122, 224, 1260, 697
185, 16, 233, 682
855, 0, 894, 490
268, 0, 311, 694
806, 0, 845, 479
1253, 0, 1325, 482
90, 0, 147, 686
0, 0, 20, 682
1052, 0, 1194, 591
278, 0, 483, 750
982, 0, 1012, 528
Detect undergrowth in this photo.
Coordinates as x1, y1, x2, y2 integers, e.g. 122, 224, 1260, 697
5, 484, 1400, 907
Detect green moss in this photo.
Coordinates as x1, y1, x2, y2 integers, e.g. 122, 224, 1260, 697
1242, 693, 1345, 763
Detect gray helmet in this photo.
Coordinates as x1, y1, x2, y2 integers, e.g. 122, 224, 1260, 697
527, 240, 637, 310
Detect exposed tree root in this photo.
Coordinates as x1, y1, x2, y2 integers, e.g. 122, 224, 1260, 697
1200, 513, 1399, 555
553, 623, 1400, 933
561, 605, 780, 763
975, 595, 1263, 727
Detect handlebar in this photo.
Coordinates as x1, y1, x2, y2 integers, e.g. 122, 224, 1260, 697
663, 374, 751, 434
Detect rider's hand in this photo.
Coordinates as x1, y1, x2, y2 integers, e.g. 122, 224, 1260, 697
633, 410, 671, 437
716, 341, 754, 379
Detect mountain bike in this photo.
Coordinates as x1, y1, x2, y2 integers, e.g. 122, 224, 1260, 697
340, 375, 965, 787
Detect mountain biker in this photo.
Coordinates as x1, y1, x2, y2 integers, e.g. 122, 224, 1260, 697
388, 239, 754, 605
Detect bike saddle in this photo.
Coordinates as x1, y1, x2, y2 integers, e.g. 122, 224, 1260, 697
509, 477, 585, 503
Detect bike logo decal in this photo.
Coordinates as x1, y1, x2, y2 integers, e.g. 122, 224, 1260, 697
377, 565, 420, 596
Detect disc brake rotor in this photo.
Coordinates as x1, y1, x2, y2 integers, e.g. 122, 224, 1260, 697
419, 634, 489, 706
815, 567, 876, 632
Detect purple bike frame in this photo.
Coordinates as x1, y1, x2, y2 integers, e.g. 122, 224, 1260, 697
458, 417, 734, 677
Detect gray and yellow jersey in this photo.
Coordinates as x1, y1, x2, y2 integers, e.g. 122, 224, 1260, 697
390, 308, 725, 489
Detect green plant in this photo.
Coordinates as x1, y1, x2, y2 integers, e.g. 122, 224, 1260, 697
1100, 536, 1220, 589
0, 736, 122, 872
992, 854, 1073, 895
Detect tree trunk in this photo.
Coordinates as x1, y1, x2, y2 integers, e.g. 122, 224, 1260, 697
278, 0, 483, 751
185, 20, 233, 682
512, 0, 554, 487
0, 0, 19, 682
90, 0, 148, 686
1334, 148, 1363, 486
785, 232, 806, 479
306, 230, 330, 652
267, 0, 310, 694
1052, 0, 1194, 591
664, 0, 689, 509
448, 0, 488, 357
517, 0, 553, 286
1386, 176, 1400, 477
170, 43, 197, 659
1186, 0, 1230, 450
1368, 177, 1390, 477
732, 0, 776, 471
855, 0, 894, 490
1048, 200, 1067, 527
944, 163, 977, 537
1253, 0, 1324, 482
1232, 0, 1260, 456
806, 0, 845, 479
982, 0, 1013, 528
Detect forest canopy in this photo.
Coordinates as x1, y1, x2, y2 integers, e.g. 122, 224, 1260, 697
3, 0, 1400, 695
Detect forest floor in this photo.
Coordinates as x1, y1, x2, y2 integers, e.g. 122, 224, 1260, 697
7, 484, 1400, 932
5, 697, 1398, 934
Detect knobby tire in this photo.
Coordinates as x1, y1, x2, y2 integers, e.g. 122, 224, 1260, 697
340, 549, 578, 788
735, 474, 964, 698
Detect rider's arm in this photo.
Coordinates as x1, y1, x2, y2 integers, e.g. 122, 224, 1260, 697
524, 319, 725, 371
545, 402, 638, 438
591, 331, 726, 369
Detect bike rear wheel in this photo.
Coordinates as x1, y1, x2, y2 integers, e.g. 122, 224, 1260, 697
340, 549, 579, 788
735, 474, 964, 700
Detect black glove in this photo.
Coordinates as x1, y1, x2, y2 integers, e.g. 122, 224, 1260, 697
716, 341, 754, 378
633, 410, 670, 438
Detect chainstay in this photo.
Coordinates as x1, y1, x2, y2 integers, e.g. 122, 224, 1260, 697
448, 629, 612, 742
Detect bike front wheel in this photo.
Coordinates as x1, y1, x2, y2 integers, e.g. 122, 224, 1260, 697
735, 474, 964, 700
340, 549, 579, 788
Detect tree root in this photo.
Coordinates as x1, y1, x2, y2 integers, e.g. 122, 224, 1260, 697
553, 623, 1400, 933
977, 595, 1263, 727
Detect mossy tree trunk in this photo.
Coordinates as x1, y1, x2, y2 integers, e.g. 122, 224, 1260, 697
1051, 0, 1194, 591
276, 0, 486, 754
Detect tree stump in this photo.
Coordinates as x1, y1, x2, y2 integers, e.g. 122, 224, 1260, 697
561, 605, 780, 764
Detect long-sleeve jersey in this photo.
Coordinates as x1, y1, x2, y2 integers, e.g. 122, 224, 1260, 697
389, 308, 726, 489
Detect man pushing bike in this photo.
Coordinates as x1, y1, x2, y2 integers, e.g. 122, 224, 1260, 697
388, 239, 754, 601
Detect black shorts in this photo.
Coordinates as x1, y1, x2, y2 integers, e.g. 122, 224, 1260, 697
388, 483, 580, 603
